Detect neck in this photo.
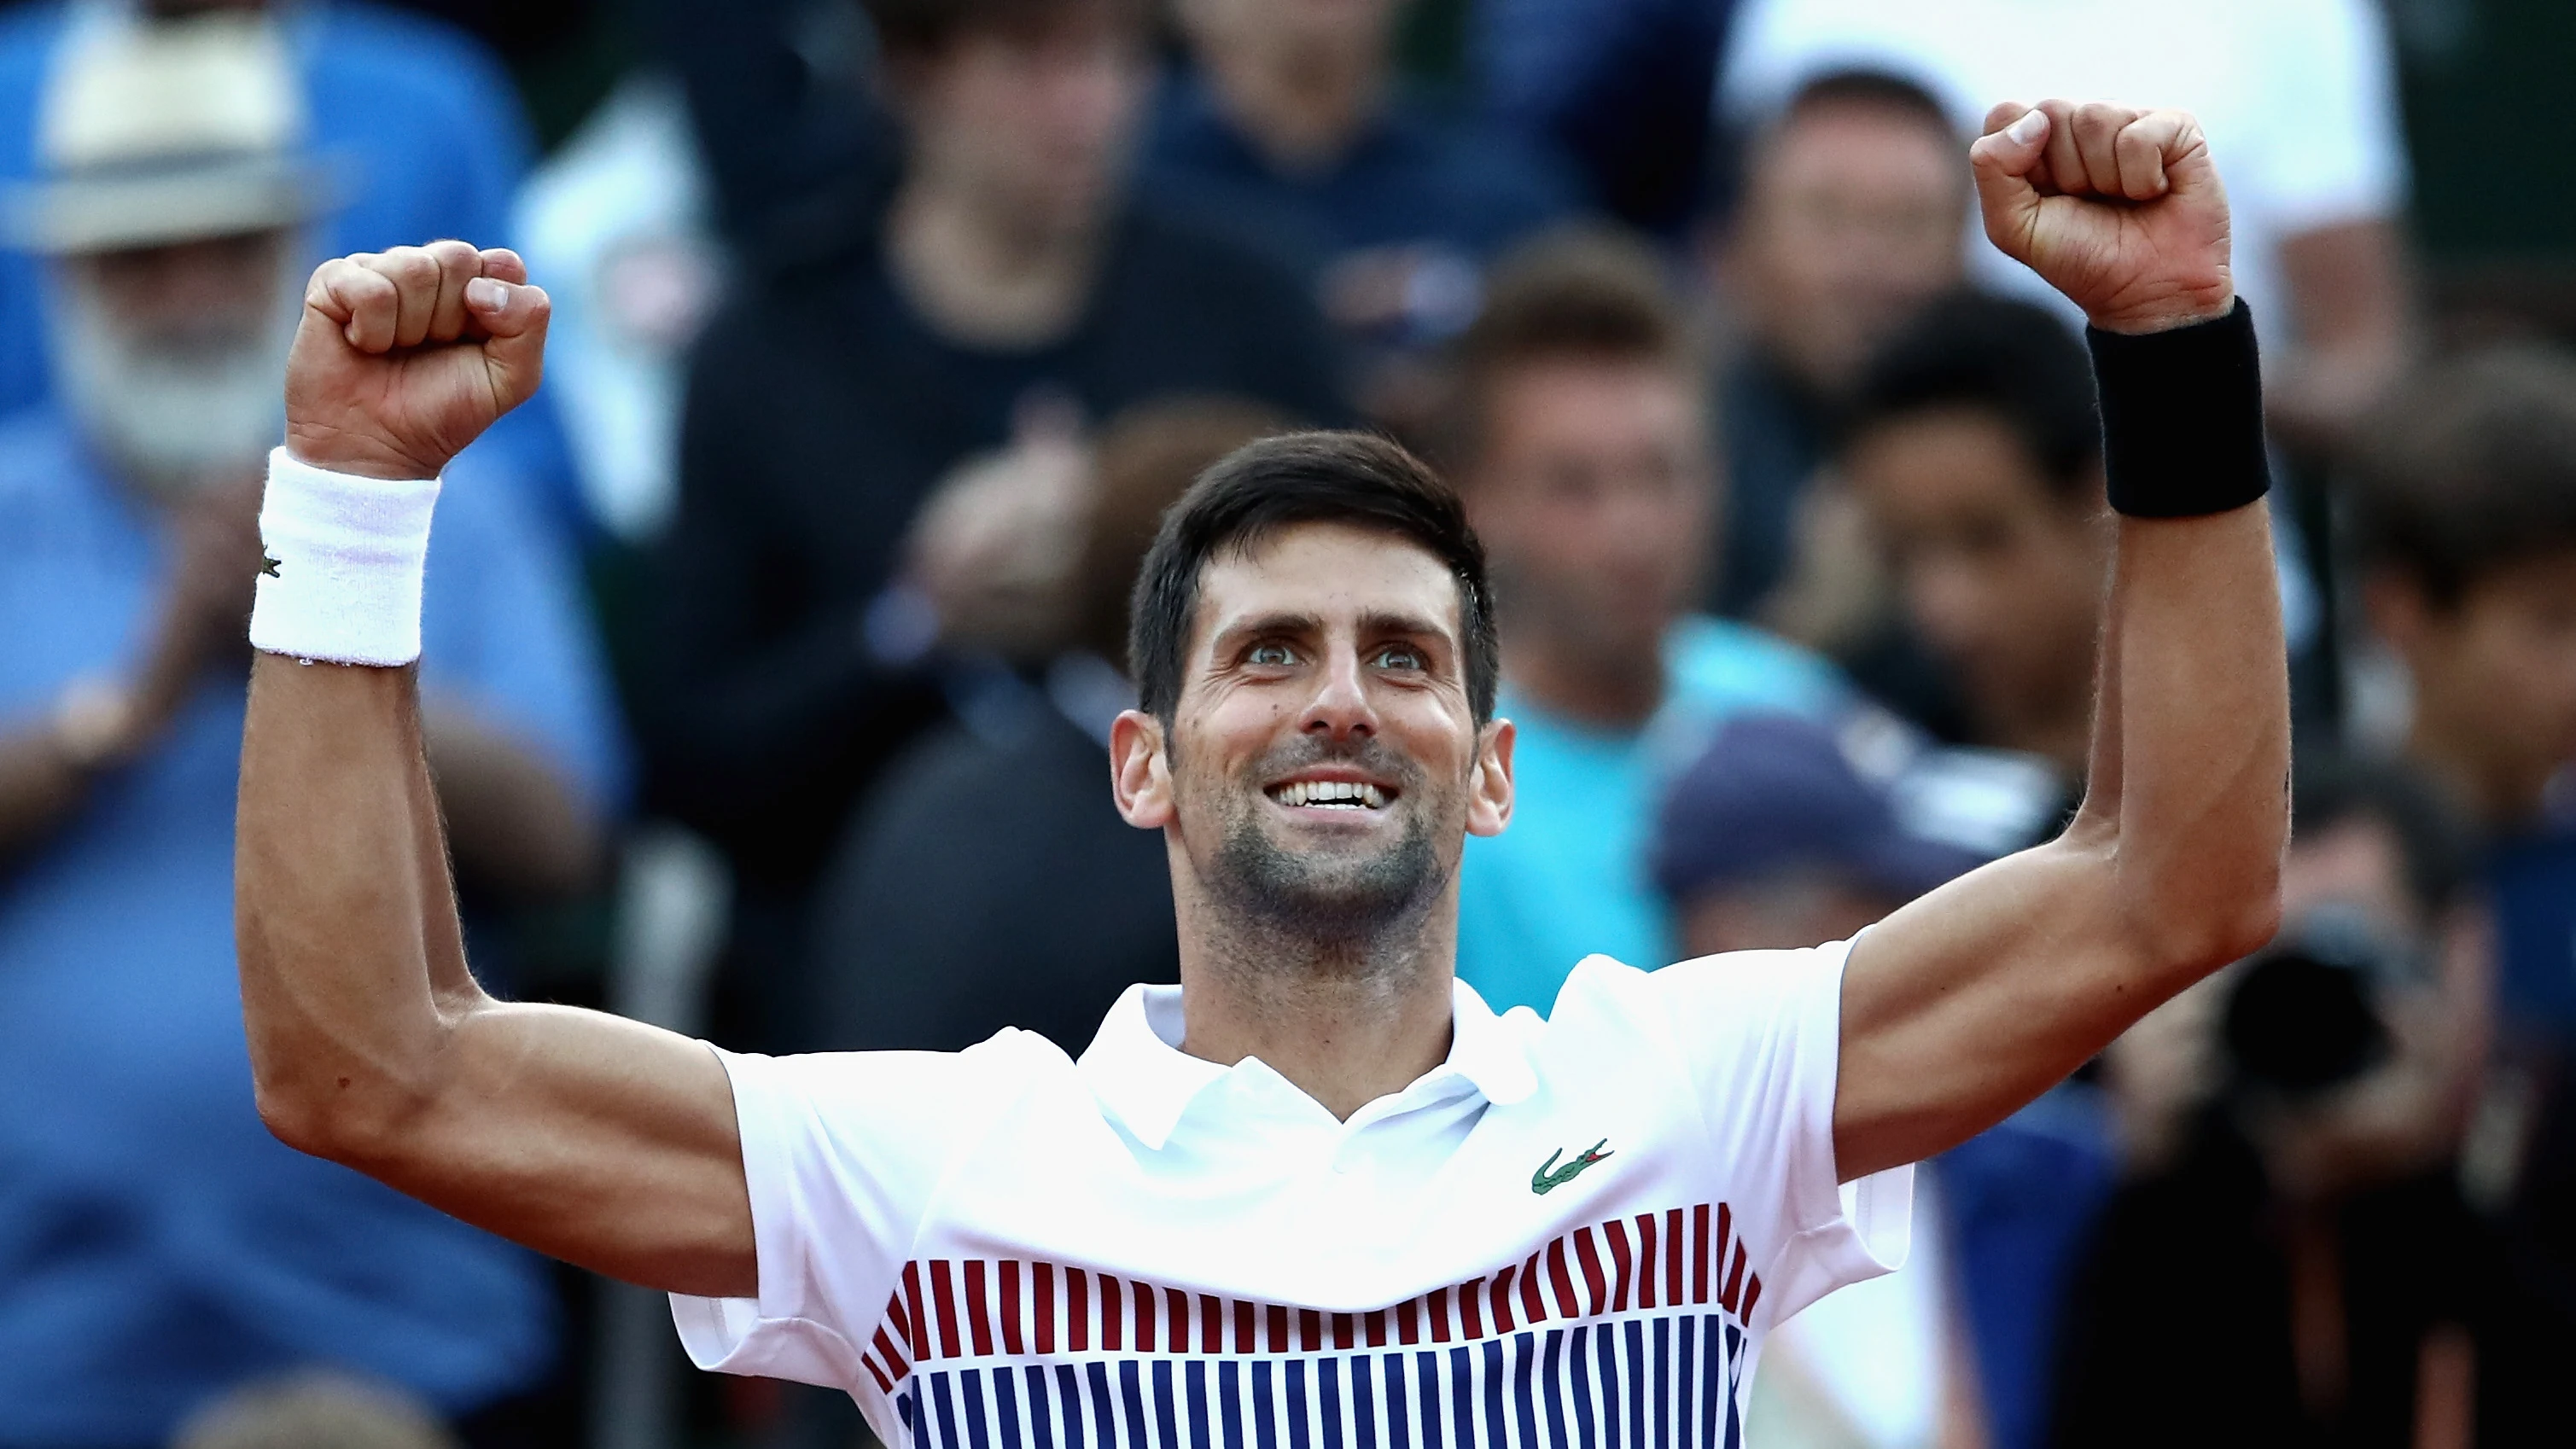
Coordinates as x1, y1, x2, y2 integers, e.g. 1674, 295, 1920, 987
1171, 882, 1457, 1120
1198, 31, 1384, 174
1502, 629, 1666, 730
886, 172, 1103, 349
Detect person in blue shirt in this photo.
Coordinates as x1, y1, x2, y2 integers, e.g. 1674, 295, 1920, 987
1142, 0, 1582, 425
0, 0, 585, 537
0, 20, 622, 1442
1437, 227, 1846, 1015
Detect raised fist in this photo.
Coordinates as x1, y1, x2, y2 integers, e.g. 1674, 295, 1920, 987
1970, 101, 2234, 335
283, 241, 550, 480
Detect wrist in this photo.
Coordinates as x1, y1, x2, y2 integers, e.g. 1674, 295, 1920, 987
248, 447, 441, 666
2085, 285, 2237, 338
2088, 299, 2271, 519
283, 421, 446, 483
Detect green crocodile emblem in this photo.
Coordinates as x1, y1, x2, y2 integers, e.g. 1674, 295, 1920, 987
259, 553, 282, 579
1530, 1138, 1614, 1195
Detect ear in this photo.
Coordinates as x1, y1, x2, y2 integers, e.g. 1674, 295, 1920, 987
1110, 708, 1174, 829
1466, 718, 1516, 838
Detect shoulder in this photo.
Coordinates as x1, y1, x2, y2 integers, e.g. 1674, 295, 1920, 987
735, 1030, 1078, 1141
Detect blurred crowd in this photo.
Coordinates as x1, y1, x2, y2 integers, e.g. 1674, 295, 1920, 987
0, 0, 2571, 1446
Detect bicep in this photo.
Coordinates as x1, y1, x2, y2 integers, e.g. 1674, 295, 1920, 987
1833, 837, 2155, 1180
358, 1001, 757, 1298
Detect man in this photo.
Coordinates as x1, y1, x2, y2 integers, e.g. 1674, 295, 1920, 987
1142, 0, 1576, 422
234, 97, 2285, 1439
1724, 0, 2416, 451
2348, 347, 2576, 1027
0, 0, 584, 534
1837, 292, 2112, 791
1437, 227, 1846, 1012
1705, 70, 1967, 623
646, 0, 1346, 1047
0, 20, 621, 1444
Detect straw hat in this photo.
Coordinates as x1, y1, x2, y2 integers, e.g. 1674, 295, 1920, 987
6, 13, 332, 253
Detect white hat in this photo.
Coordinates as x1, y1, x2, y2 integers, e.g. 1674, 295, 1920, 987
7, 13, 332, 253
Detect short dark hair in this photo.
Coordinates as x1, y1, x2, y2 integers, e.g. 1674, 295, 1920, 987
1842, 291, 2101, 495
1128, 431, 1500, 724
2292, 754, 2477, 918
1776, 68, 1957, 144
863, 0, 1141, 59
1442, 224, 1693, 468
2348, 345, 2576, 608
1076, 396, 1294, 664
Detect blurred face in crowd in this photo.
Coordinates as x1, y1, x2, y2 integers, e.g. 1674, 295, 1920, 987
2368, 552, 2576, 828
1725, 99, 1966, 394
890, 10, 1149, 242
1465, 357, 1713, 676
56, 227, 300, 497
1120, 523, 1511, 951
1847, 406, 2109, 762
1179, 0, 1398, 73
1680, 870, 1899, 958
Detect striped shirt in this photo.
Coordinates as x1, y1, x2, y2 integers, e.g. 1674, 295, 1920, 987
672, 941, 1912, 1447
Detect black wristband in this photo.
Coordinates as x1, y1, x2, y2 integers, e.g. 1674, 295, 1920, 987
2086, 298, 2271, 518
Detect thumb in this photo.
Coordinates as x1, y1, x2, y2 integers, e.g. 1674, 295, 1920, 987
1969, 103, 2050, 259
463, 276, 550, 411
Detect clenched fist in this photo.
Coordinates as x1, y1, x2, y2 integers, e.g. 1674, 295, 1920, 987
1971, 101, 2233, 336
283, 241, 550, 480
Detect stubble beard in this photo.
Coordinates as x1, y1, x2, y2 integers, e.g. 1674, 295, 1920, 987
1198, 743, 1450, 975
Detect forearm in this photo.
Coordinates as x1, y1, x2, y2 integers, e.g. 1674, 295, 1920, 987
236, 654, 478, 1149
423, 703, 605, 902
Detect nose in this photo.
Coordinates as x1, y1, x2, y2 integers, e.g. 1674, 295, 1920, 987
1299, 643, 1378, 742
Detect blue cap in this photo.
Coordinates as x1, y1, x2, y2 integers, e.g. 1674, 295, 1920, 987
1651, 711, 1987, 905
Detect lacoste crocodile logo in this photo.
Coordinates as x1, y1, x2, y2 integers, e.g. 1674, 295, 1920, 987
1530, 1138, 1614, 1195
259, 553, 281, 579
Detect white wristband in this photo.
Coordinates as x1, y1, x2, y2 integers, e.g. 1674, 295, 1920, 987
248, 446, 441, 667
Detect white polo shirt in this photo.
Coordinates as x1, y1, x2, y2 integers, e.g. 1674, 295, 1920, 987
673, 940, 1912, 1448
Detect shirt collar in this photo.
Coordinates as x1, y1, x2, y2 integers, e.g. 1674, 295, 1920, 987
1077, 975, 1536, 1151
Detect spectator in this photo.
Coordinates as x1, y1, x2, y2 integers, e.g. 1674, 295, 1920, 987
2350, 346, 2576, 1027
1145, 0, 1580, 428
1838, 293, 2106, 801
1442, 225, 1845, 1015
2051, 758, 2492, 1449
1834, 292, 2120, 1449
0, 0, 586, 536
810, 397, 1285, 1056
1703, 69, 1967, 624
1652, 709, 1981, 957
0, 20, 621, 1441
1722, 0, 2416, 453
177, 1372, 457, 1449
643, 0, 1347, 1050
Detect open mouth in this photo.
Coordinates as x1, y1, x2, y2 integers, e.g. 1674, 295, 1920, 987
1266, 778, 1396, 812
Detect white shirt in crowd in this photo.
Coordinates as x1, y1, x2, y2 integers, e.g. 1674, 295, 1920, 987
1721, 0, 2410, 341
673, 943, 1913, 1446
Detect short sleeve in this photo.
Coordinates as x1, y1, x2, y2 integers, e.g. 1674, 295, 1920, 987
669, 1038, 1040, 1385
1636, 940, 1913, 1324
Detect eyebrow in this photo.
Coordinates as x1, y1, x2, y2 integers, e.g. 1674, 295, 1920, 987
1207, 609, 1460, 655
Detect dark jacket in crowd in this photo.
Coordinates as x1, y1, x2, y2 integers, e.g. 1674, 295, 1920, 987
809, 695, 1176, 1056
643, 205, 1347, 899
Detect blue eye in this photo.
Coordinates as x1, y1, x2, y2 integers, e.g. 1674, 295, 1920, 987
1248, 643, 1297, 667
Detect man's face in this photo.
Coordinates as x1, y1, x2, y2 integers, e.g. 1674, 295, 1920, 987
900, 16, 1148, 238
56, 229, 298, 492
1847, 408, 2109, 745
2374, 550, 2576, 822
1466, 358, 1712, 664
1726, 102, 1965, 393
1113, 523, 1512, 951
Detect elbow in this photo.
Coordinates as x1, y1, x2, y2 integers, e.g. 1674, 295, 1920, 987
248, 1051, 427, 1170
2136, 865, 2284, 982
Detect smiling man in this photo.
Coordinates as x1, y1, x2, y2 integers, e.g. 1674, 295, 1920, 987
234, 97, 2287, 1440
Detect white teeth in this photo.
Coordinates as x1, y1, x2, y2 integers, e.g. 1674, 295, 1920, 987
1273, 780, 1390, 810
